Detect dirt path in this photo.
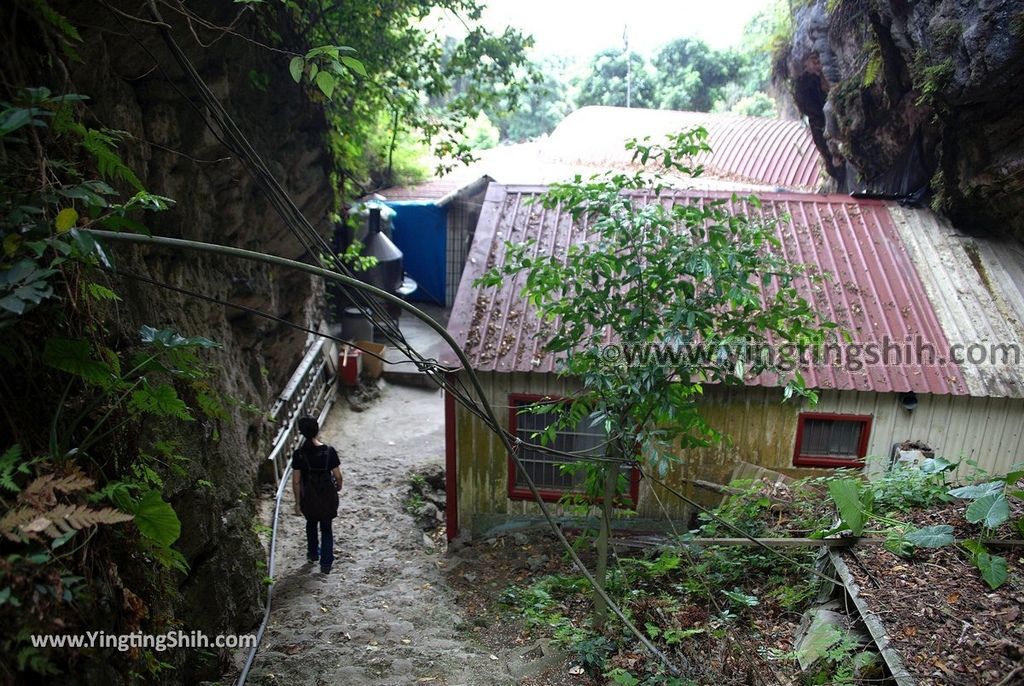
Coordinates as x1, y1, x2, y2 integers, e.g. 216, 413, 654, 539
241, 383, 516, 686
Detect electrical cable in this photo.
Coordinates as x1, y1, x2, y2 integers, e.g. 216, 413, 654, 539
96, 6, 681, 673
141, 0, 410, 355
94, 256, 632, 470
99, 265, 395, 364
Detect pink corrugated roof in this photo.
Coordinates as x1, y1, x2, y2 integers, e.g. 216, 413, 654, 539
443, 184, 971, 396
544, 107, 824, 191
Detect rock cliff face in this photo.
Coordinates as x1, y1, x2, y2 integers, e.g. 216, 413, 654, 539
45, 1, 331, 680
780, 0, 1024, 240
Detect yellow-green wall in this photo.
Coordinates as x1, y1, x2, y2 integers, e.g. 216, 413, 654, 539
453, 371, 1024, 535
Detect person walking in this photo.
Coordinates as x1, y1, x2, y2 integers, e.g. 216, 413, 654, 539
291, 415, 343, 574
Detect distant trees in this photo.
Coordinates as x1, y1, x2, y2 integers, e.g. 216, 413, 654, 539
488, 57, 574, 142
653, 38, 742, 112
568, 35, 779, 121
577, 49, 656, 109
463, 2, 794, 145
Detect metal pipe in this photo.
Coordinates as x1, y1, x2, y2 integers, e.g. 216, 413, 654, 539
86, 228, 682, 676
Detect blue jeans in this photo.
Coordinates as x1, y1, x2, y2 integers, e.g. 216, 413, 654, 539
305, 518, 334, 571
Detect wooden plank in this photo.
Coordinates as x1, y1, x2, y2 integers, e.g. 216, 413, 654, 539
828, 548, 916, 686
610, 537, 1024, 549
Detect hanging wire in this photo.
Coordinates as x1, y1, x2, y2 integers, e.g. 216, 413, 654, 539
97, 5, 685, 675
98, 259, 631, 469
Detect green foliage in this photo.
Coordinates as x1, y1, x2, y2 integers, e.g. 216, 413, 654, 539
912, 56, 954, 106
481, 129, 829, 479
67, 125, 145, 191
129, 490, 182, 547
973, 549, 1008, 589
577, 49, 656, 109
941, 467, 1023, 588
488, 56, 572, 142
283, 0, 537, 191
1, 88, 171, 325
826, 478, 870, 536
287, 45, 365, 100
480, 131, 830, 628
465, 111, 500, 150
359, 111, 429, 189
653, 39, 742, 112
902, 524, 954, 548
965, 493, 1010, 528
802, 631, 872, 686
867, 458, 955, 512
726, 92, 777, 117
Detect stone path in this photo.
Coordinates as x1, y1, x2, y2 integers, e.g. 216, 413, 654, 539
241, 383, 516, 686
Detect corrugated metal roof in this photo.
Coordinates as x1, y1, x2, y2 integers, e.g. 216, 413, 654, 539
443, 184, 1010, 397
889, 205, 1024, 398
545, 107, 824, 191
373, 107, 825, 203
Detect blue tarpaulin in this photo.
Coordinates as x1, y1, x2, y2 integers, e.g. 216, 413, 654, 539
386, 201, 447, 305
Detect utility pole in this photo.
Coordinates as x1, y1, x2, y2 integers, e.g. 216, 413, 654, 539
623, 23, 631, 108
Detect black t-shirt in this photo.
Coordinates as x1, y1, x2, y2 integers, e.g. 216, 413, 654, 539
291, 444, 340, 473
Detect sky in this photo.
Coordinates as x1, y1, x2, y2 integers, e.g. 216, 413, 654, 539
478, 0, 772, 58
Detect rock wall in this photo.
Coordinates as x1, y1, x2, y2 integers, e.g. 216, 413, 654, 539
44, 1, 331, 680
779, 0, 1024, 240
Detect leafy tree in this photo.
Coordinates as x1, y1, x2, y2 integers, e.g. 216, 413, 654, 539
738, 0, 793, 92
577, 49, 656, 109
730, 92, 777, 118
653, 38, 742, 112
283, 0, 538, 192
465, 111, 500, 150
478, 130, 831, 627
489, 58, 574, 142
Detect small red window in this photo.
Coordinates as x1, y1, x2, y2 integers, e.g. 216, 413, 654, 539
507, 394, 639, 504
793, 413, 872, 468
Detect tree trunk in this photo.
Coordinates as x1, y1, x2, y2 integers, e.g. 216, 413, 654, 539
593, 461, 618, 631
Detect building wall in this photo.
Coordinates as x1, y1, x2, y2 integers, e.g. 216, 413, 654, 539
445, 195, 485, 308
451, 371, 1024, 536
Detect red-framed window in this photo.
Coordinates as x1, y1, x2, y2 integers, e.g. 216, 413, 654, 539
507, 394, 640, 504
793, 412, 872, 468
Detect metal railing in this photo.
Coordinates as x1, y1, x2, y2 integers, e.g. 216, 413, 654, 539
237, 334, 338, 685
266, 335, 337, 483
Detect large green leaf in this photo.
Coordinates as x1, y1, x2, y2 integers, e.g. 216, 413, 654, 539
948, 481, 1002, 499
288, 56, 303, 83
131, 490, 181, 547
138, 325, 218, 349
827, 478, 866, 536
903, 524, 954, 548
340, 55, 367, 77
975, 552, 1008, 589
920, 457, 957, 475
965, 493, 1010, 529
315, 71, 336, 99
42, 337, 113, 385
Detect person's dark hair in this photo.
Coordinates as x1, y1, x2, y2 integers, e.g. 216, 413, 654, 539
297, 415, 319, 452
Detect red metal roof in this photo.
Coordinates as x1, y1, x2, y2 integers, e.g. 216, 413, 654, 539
444, 184, 974, 396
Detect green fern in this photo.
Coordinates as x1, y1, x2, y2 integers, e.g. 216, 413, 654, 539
26, 0, 80, 41
55, 119, 145, 191
862, 53, 882, 87
0, 445, 29, 493
26, 0, 82, 62
78, 127, 145, 191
